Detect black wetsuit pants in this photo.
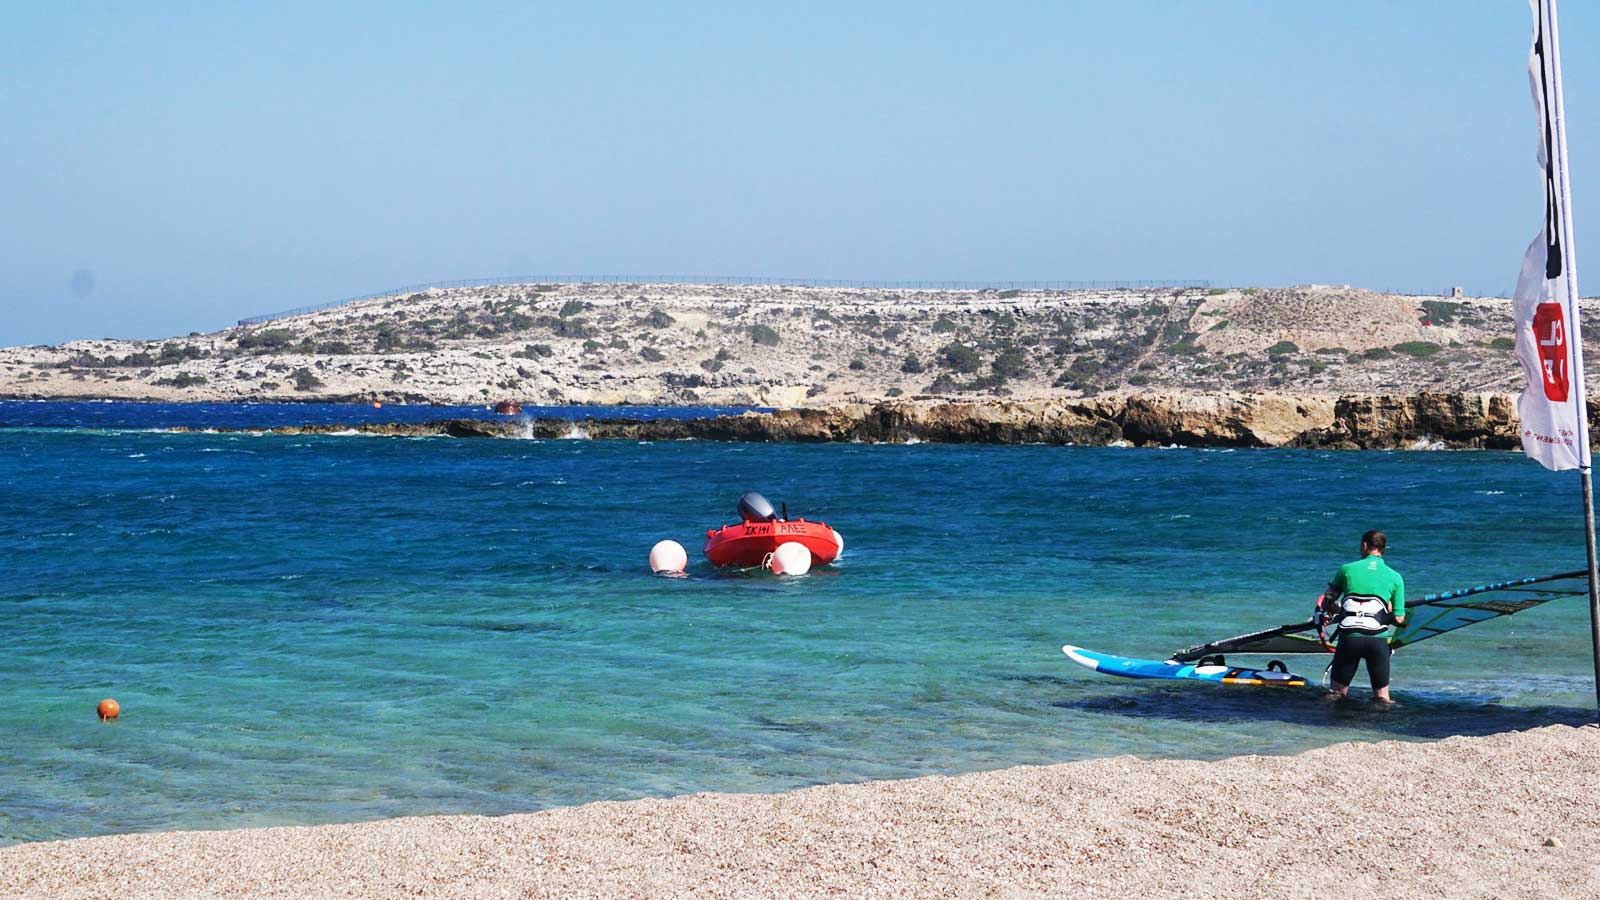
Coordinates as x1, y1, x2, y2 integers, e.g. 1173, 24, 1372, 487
1330, 634, 1391, 690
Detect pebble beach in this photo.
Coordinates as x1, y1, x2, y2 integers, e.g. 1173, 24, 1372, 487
4, 724, 1596, 899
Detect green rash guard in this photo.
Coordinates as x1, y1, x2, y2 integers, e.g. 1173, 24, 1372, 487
1328, 554, 1406, 640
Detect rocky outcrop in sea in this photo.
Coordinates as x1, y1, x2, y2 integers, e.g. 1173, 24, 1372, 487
169, 391, 1583, 450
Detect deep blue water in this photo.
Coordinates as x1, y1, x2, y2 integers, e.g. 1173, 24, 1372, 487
0, 400, 761, 430
2, 406, 1597, 845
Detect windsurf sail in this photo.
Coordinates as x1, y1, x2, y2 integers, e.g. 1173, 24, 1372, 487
1169, 570, 1588, 662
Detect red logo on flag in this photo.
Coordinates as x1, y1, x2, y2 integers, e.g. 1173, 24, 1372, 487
1534, 302, 1570, 401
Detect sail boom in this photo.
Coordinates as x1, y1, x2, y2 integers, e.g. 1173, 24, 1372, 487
1169, 570, 1588, 662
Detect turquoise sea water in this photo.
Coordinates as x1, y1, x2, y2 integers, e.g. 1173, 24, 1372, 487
3, 414, 1597, 844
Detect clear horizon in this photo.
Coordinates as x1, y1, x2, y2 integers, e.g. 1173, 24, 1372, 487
4, 2, 1596, 345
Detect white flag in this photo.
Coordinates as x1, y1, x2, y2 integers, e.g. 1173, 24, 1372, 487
1515, 0, 1589, 471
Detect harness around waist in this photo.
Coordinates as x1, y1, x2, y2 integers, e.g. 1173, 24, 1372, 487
1337, 593, 1393, 633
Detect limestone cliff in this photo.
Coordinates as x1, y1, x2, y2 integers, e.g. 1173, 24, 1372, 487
171, 391, 1585, 451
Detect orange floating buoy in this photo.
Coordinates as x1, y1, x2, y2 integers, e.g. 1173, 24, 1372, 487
371, 400, 383, 409
97, 698, 120, 721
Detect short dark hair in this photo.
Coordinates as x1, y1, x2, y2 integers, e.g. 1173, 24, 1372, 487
1362, 530, 1387, 552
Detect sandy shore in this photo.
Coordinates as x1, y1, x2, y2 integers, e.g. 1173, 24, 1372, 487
4, 725, 1598, 899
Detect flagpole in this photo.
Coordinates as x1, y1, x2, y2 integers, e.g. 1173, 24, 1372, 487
1540, 0, 1600, 710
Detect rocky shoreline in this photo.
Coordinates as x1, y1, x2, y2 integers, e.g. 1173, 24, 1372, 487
167, 391, 1573, 450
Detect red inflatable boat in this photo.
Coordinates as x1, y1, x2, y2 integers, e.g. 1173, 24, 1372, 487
702, 492, 842, 568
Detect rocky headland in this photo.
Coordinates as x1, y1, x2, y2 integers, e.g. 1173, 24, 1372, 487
8, 280, 1593, 449
173, 391, 1563, 451
2, 281, 1587, 407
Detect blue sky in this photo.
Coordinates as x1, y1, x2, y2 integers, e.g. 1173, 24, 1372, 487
3, 1, 1595, 344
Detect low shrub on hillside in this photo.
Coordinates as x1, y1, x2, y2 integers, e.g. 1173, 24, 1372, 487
938, 343, 981, 373
291, 368, 323, 391
1069, 356, 1101, 377
991, 348, 1027, 379
238, 328, 298, 352
700, 348, 731, 373
750, 324, 780, 346
1420, 300, 1461, 325
154, 372, 208, 388
538, 316, 595, 339
964, 373, 1010, 393
157, 344, 208, 364
1392, 341, 1442, 358
1167, 340, 1200, 356
1266, 340, 1299, 356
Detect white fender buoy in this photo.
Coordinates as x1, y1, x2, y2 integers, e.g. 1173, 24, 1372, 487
831, 528, 844, 558
769, 542, 812, 576
649, 539, 687, 574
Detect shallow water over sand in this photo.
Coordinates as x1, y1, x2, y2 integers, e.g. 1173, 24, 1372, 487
2, 420, 1595, 843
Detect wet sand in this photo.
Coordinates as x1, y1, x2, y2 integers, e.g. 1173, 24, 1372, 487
3, 724, 1597, 899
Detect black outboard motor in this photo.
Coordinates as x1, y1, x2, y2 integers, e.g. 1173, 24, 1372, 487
737, 491, 778, 522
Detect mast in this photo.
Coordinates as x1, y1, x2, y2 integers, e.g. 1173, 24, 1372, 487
1539, 0, 1600, 710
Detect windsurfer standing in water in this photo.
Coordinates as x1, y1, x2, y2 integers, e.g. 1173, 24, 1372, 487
1320, 530, 1407, 703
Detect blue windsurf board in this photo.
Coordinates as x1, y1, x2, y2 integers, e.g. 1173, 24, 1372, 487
1062, 644, 1309, 687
